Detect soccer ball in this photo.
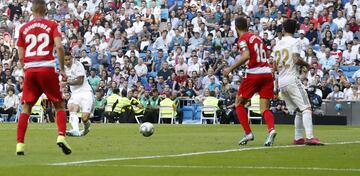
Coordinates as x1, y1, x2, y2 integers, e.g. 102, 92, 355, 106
139, 122, 154, 137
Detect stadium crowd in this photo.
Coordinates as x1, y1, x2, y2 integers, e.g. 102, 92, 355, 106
0, 0, 359, 122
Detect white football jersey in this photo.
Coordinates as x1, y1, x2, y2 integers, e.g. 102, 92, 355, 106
65, 60, 93, 94
273, 36, 302, 88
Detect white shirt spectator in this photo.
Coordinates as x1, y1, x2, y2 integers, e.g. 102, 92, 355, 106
187, 63, 201, 76
84, 31, 95, 45
80, 56, 92, 66
344, 87, 354, 100
333, 17, 347, 29
298, 37, 310, 51
133, 21, 145, 34
243, 4, 254, 16
4, 94, 19, 109
86, 0, 101, 14
175, 63, 188, 75
296, 4, 310, 17
343, 30, 354, 42
125, 50, 140, 58
91, 25, 105, 34
333, 37, 347, 51
152, 36, 171, 52
343, 49, 357, 65
344, 1, 357, 16
191, 16, 206, 32
352, 69, 360, 80
326, 91, 344, 100
134, 64, 148, 77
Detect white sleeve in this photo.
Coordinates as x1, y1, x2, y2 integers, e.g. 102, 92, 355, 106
292, 40, 301, 54
75, 63, 86, 77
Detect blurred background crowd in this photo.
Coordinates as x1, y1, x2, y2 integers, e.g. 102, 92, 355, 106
0, 0, 359, 122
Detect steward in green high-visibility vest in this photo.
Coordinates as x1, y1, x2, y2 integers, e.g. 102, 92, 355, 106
113, 89, 134, 123
202, 90, 224, 124
105, 88, 120, 123
159, 92, 177, 123
143, 89, 161, 123
130, 89, 144, 115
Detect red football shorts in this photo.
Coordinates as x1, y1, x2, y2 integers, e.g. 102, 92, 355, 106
237, 74, 274, 99
22, 67, 63, 103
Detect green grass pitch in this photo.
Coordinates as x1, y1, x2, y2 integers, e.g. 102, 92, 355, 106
0, 123, 359, 176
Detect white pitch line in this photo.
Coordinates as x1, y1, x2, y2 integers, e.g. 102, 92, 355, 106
71, 164, 360, 172
49, 141, 360, 166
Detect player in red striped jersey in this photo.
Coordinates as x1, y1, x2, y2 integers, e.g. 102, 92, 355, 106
223, 17, 276, 146
15, 0, 71, 155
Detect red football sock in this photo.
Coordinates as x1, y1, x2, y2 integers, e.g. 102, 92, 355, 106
56, 110, 67, 136
263, 110, 275, 132
236, 104, 252, 134
17, 113, 30, 143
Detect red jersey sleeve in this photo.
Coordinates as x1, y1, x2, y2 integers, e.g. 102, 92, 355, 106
17, 26, 25, 47
52, 22, 61, 38
237, 37, 249, 53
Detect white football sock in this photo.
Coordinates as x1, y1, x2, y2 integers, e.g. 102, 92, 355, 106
302, 109, 314, 139
294, 112, 303, 140
69, 112, 80, 134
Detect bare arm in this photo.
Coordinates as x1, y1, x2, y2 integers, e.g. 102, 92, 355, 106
293, 53, 309, 67
18, 47, 25, 67
67, 76, 84, 86
54, 36, 65, 72
226, 50, 250, 74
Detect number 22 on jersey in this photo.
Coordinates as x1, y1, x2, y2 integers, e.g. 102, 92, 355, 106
25, 33, 50, 57
275, 49, 290, 69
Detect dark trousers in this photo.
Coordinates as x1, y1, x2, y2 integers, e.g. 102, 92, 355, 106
92, 108, 104, 122
105, 111, 121, 123
0, 107, 16, 121
143, 109, 159, 123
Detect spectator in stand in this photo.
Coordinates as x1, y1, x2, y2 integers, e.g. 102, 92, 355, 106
0, 88, 19, 121
319, 48, 337, 70
88, 68, 101, 91
327, 84, 345, 100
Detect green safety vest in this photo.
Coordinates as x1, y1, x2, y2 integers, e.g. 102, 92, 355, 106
203, 96, 219, 115
140, 96, 150, 107
114, 97, 131, 113
149, 97, 160, 108
105, 94, 119, 112
160, 98, 176, 116
131, 98, 144, 114
250, 94, 261, 114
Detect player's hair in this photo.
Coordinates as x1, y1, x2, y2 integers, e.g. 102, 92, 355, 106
235, 17, 248, 31
121, 89, 127, 97
282, 19, 298, 34
113, 88, 120, 94
32, 0, 46, 15
64, 51, 72, 56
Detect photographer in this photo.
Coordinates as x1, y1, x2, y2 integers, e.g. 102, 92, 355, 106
307, 85, 323, 115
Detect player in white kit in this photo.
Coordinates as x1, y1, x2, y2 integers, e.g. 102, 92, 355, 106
273, 19, 323, 145
62, 52, 94, 136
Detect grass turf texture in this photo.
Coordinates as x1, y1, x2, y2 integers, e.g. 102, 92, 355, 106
0, 123, 359, 176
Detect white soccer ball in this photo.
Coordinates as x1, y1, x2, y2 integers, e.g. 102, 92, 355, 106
139, 122, 154, 137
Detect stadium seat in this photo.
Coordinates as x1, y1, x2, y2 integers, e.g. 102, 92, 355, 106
139, 52, 146, 59
182, 106, 194, 122
0, 98, 4, 107
30, 98, 44, 123
349, 66, 360, 71
344, 71, 355, 79
200, 106, 218, 124
248, 94, 262, 124
339, 66, 350, 72
349, 78, 355, 84
158, 106, 175, 124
